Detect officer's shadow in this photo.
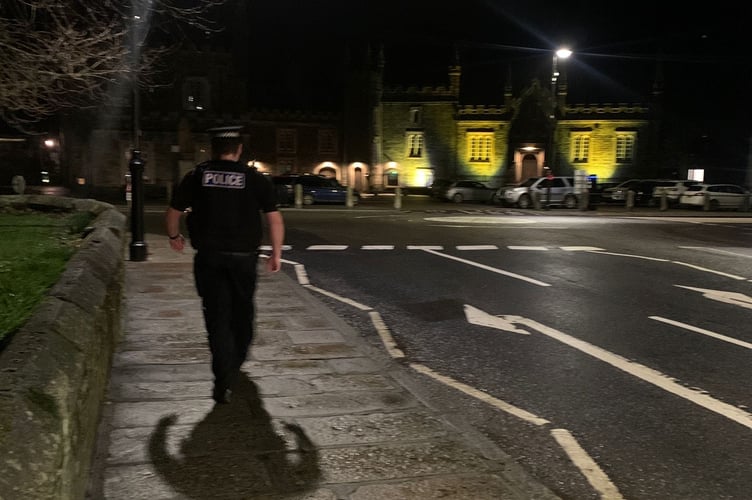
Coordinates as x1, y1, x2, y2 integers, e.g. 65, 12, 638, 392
148, 373, 321, 499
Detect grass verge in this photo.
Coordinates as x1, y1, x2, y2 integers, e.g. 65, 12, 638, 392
0, 210, 93, 344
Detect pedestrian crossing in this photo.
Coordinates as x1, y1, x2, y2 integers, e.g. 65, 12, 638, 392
262, 244, 606, 252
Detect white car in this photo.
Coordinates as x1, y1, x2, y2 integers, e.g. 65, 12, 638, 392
497, 176, 578, 208
679, 183, 750, 210
437, 180, 496, 203
652, 180, 702, 205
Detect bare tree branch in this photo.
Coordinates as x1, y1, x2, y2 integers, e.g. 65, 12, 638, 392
0, 0, 228, 128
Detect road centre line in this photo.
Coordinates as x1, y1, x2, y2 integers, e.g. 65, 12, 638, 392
407, 245, 444, 250
307, 245, 348, 250
457, 245, 499, 250
508, 246, 549, 251
362, 245, 395, 250
422, 249, 551, 287
650, 316, 752, 350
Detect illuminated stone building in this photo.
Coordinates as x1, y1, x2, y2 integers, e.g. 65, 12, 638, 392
343, 47, 663, 193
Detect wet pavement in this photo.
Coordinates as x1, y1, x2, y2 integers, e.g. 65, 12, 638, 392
85, 234, 560, 499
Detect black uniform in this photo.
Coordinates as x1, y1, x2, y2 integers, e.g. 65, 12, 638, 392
170, 159, 278, 396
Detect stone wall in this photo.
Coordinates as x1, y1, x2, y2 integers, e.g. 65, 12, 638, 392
0, 195, 126, 500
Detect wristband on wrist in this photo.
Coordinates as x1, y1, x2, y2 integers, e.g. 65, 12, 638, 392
168, 233, 181, 240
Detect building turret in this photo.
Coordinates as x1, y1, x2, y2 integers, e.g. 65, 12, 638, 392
448, 46, 461, 97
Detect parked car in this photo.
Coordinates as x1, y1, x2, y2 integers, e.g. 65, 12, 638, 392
603, 178, 681, 206
497, 176, 578, 209
600, 179, 642, 203
429, 178, 454, 199
272, 174, 359, 206
652, 180, 703, 205
678, 183, 750, 210
436, 180, 496, 203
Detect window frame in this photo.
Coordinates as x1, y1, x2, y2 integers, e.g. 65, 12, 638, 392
467, 132, 493, 163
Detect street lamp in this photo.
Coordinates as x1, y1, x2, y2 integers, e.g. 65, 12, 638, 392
548, 47, 572, 175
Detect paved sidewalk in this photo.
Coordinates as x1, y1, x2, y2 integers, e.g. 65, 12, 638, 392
86, 234, 560, 499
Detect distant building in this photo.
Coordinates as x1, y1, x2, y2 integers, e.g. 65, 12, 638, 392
54, 43, 668, 200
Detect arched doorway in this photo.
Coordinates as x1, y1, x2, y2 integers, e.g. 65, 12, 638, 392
353, 166, 364, 191
521, 153, 538, 180
319, 167, 336, 179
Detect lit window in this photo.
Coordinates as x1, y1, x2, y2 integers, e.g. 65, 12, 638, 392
407, 133, 424, 158
277, 129, 297, 154
467, 133, 492, 162
318, 129, 337, 156
571, 134, 590, 162
616, 134, 636, 162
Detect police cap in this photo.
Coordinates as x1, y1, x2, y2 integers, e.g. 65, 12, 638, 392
207, 125, 243, 138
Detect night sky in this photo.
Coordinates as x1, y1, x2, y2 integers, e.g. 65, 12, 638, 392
215, 0, 751, 165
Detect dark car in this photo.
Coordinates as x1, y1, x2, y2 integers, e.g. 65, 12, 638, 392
272, 175, 359, 206
429, 178, 454, 199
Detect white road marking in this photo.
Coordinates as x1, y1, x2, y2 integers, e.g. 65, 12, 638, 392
260, 244, 292, 251
407, 245, 443, 250
561, 246, 605, 251
422, 249, 551, 286
361, 245, 395, 250
465, 305, 752, 430
551, 429, 625, 500
369, 311, 405, 358
671, 262, 747, 280
508, 246, 549, 250
293, 263, 309, 285
590, 250, 668, 262
650, 316, 752, 349
303, 284, 372, 311
675, 285, 752, 308
307, 245, 348, 250
409, 363, 550, 426
456, 245, 499, 250
423, 216, 539, 224
679, 246, 752, 258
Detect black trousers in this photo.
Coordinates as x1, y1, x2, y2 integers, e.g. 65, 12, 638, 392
194, 251, 259, 391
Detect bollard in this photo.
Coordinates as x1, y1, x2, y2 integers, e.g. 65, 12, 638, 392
294, 183, 303, 208
579, 191, 589, 211
532, 190, 541, 210
626, 190, 635, 210
394, 186, 402, 210
703, 193, 710, 211
346, 186, 354, 208
660, 190, 668, 211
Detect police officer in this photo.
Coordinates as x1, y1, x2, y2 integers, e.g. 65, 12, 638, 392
165, 125, 284, 404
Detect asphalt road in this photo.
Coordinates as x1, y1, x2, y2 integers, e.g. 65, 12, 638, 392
137, 197, 752, 500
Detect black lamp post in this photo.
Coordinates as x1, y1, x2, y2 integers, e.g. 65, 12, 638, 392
128, 150, 147, 261
548, 48, 572, 175
128, 12, 147, 261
